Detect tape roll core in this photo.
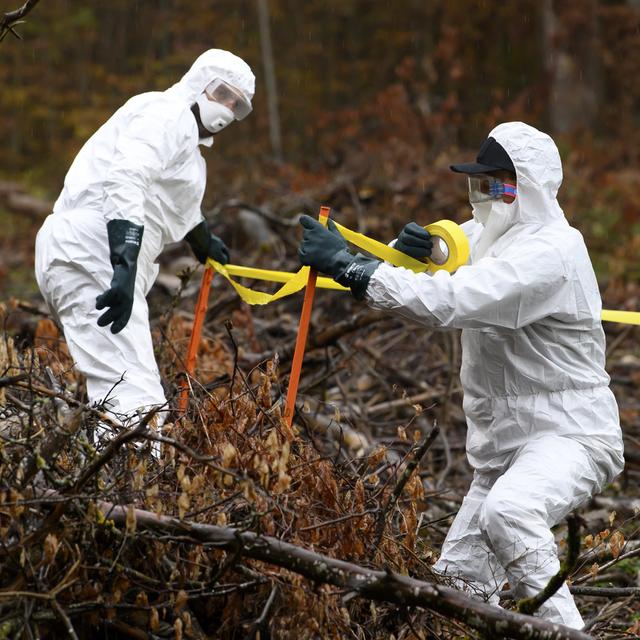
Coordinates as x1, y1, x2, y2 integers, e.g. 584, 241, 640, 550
423, 219, 470, 273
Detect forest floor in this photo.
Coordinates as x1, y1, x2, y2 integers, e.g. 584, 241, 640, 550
0, 162, 639, 638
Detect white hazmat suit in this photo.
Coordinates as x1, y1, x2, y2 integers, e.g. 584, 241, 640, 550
365, 122, 624, 628
35, 50, 255, 422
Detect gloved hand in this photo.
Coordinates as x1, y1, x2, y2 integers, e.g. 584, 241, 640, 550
298, 214, 380, 300
96, 219, 143, 334
185, 220, 230, 264
395, 221, 433, 259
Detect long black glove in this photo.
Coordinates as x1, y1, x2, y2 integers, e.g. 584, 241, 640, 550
185, 220, 229, 265
395, 221, 433, 259
95, 219, 144, 334
298, 215, 380, 300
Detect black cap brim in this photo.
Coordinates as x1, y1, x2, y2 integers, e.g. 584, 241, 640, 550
450, 162, 504, 174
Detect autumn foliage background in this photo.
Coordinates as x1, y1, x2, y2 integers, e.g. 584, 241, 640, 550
1, 1, 640, 638
1, 1, 640, 294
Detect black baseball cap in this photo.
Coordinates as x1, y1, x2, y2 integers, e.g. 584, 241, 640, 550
450, 137, 516, 175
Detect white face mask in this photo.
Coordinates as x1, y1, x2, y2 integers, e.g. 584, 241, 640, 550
472, 201, 492, 226
472, 199, 519, 260
196, 93, 234, 134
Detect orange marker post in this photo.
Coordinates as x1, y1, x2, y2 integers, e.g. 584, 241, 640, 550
178, 265, 215, 414
285, 205, 331, 426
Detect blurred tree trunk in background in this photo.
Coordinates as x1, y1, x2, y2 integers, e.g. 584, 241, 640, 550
543, 0, 601, 134
257, 0, 283, 162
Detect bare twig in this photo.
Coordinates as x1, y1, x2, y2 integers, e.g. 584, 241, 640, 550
247, 583, 278, 637
373, 424, 440, 550
0, 0, 40, 42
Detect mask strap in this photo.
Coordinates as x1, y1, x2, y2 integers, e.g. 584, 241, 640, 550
503, 183, 517, 199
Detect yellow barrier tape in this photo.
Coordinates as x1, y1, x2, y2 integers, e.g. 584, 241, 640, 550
207, 219, 471, 306
601, 310, 640, 326
207, 221, 640, 325
223, 264, 346, 291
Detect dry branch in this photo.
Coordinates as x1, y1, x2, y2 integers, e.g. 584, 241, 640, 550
0, 0, 40, 41
99, 499, 593, 640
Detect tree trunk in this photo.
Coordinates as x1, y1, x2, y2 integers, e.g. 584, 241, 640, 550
542, 0, 601, 134
257, 0, 283, 162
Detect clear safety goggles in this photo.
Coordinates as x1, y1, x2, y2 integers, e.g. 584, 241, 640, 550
203, 78, 252, 121
468, 175, 517, 203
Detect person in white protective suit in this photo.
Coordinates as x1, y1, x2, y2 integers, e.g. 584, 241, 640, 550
34, 49, 255, 428
297, 121, 624, 628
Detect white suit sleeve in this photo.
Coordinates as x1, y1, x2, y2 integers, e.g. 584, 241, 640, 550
103, 105, 188, 227
366, 236, 577, 330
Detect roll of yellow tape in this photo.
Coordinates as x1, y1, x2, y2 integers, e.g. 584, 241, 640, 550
424, 219, 470, 273
334, 219, 469, 274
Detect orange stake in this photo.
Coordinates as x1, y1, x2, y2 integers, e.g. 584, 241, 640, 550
285, 205, 331, 426
178, 265, 215, 414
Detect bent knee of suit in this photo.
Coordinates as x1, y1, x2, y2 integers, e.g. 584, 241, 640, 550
478, 491, 539, 558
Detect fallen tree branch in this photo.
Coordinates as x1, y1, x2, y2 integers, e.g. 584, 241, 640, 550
98, 499, 593, 640
569, 586, 640, 598
0, 373, 28, 388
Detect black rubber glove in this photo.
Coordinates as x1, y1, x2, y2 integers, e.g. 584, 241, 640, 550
185, 220, 229, 264
298, 214, 380, 300
95, 219, 144, 334
395, 221, 433, 259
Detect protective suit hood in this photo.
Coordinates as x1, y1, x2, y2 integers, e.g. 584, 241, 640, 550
489, 122, 565, 226
166, 49, 255, 107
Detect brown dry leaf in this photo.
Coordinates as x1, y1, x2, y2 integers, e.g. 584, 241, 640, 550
368, 446, 386, 466
174, 617, 183, 640
43, 533, 59, 566
180, 474, 191, 493
125, 505, 137, 534
608, 510, 616, 526
589, 563, 599, 579
149, 608, 160, 632
354, 479, 365, 511
133, 460, 146, 491
609, 530, 625, 559
174, 589, 188, 614
146, 484, 159, 498
8, 489, 24, 519
274, 471, 291, 494
181, 611, 193, 635
177, 492, 190, 519
222, 443, 237, 468
279, 440, 290, 471
190, 474, 204, 495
